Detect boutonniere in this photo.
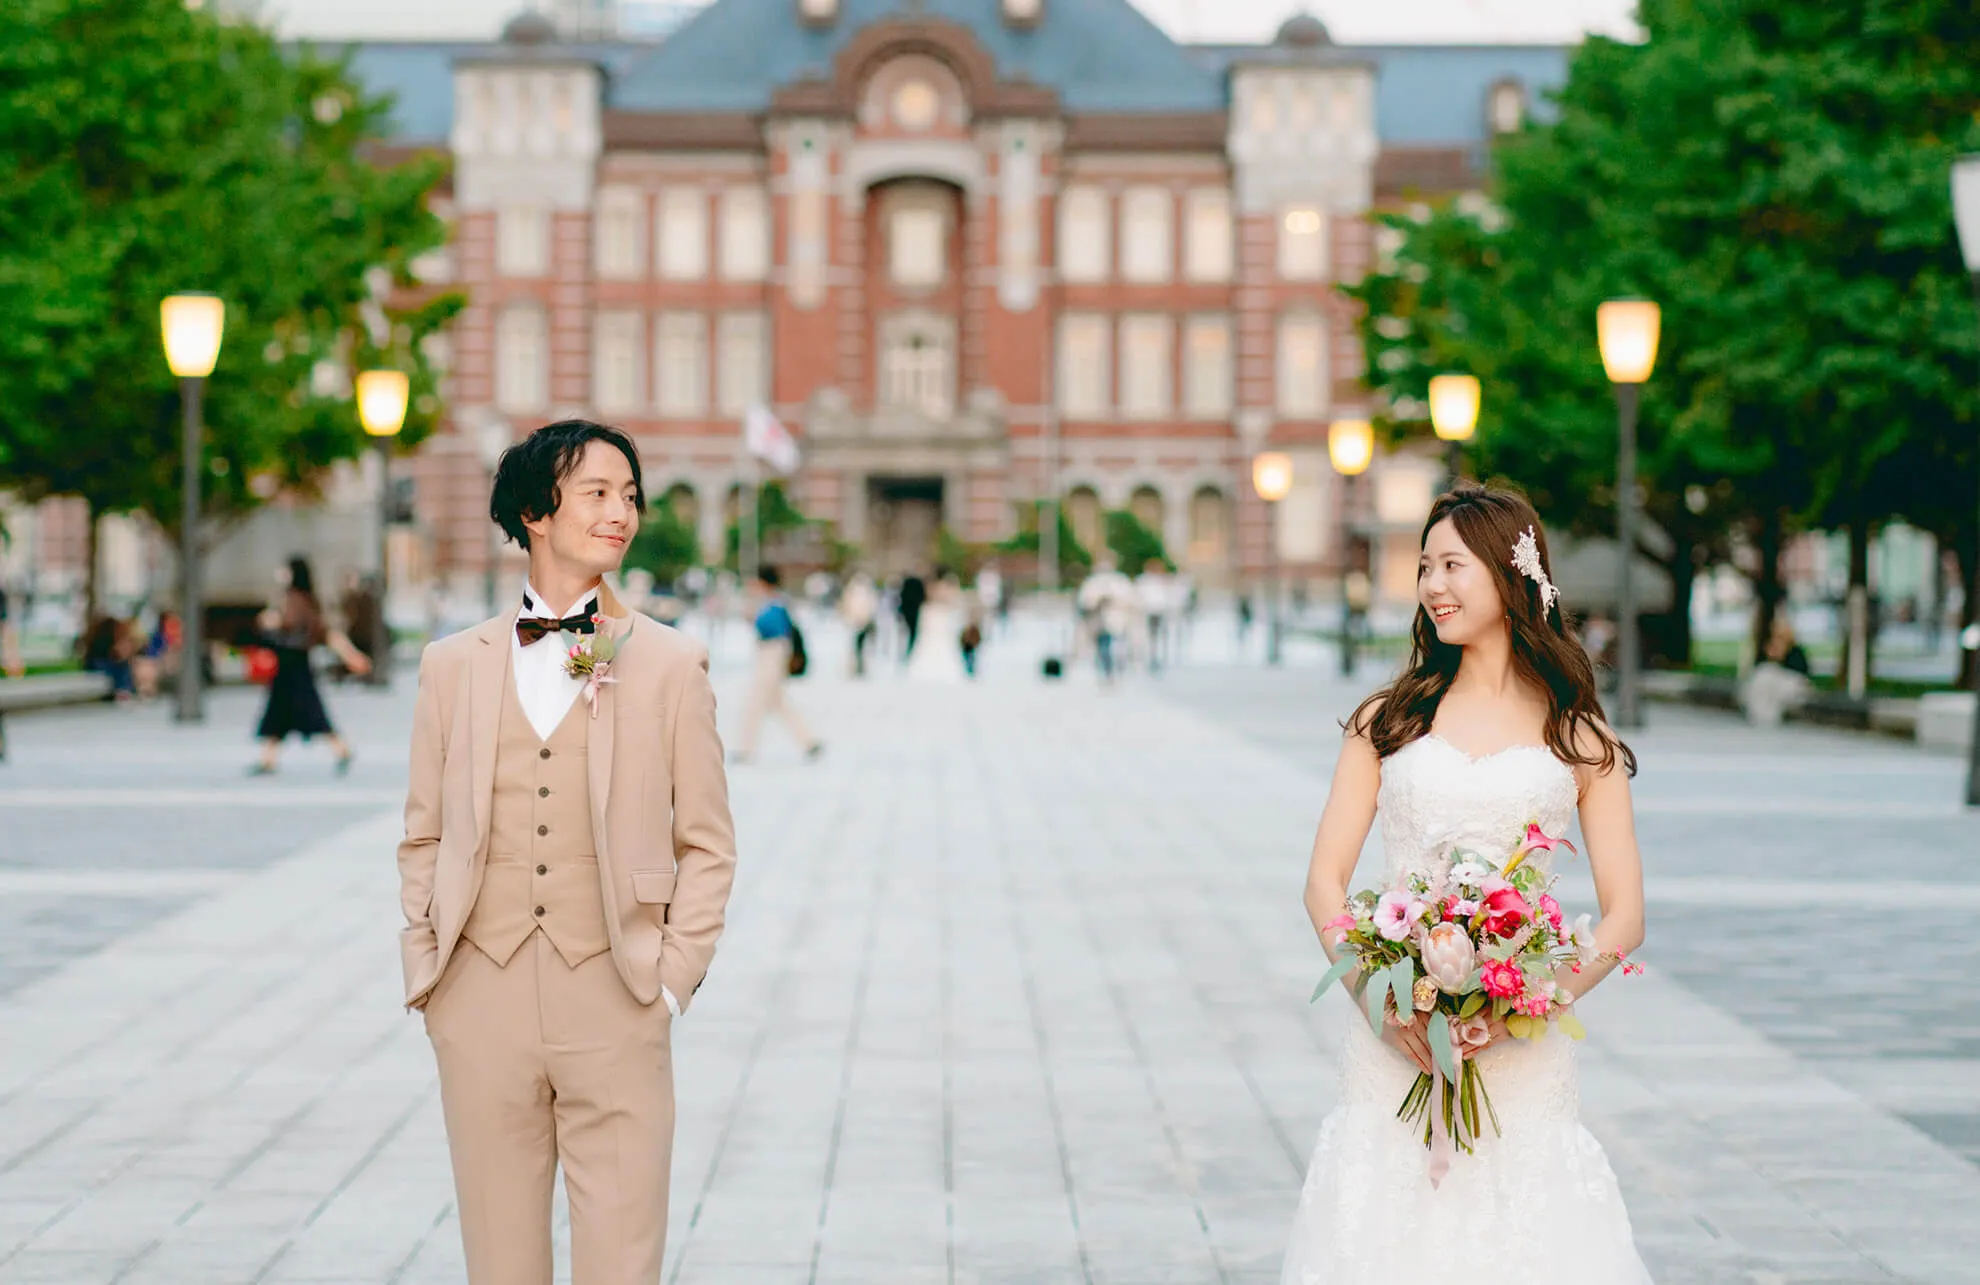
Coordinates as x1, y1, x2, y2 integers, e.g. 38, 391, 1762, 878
562, 614, 618, 718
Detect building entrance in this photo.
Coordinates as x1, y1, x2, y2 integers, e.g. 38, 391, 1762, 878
865, 476, 945, 578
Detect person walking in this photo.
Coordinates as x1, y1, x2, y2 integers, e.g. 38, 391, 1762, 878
733, 565, 823, 763
249, 557, 368, 775
1078, 557, 1135, 685
897, 568, 928, 659
1136, 558, 1173, 674
840, 571, 879, 678
396, 419, 740, 1284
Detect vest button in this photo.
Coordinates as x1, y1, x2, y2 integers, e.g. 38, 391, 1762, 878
533, 905, 545, 917
539, 748, 552, 760
538, 786, 550, 797
537, 824, 548, 836
536, 864, 547, 875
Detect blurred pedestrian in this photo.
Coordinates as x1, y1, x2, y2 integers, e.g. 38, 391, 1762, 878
249, 557, 369, 775
337, 569, 384, 685
1078, 557, 1135, 685
0, 582, 22, 679
132, 609, 180, 700
1236, 593, 1254, 645
897, 568, 928, 659
841, 570, 879, 677
1743, 613, 1811, 727
733, 566, 822, 763
977, 563, 1006, 633
79, 614, 138, 701
1136, 558, 1173, 674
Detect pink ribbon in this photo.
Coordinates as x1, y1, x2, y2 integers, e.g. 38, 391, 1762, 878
1428, 1067, 1454, 1188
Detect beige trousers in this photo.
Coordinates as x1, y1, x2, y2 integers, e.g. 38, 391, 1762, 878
735, 638, 814, 754
424, 933, 675, 1285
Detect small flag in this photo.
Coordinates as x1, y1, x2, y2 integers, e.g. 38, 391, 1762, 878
743, 404, 800, 475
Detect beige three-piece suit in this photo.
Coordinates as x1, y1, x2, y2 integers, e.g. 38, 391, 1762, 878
396, 584, 737, 1284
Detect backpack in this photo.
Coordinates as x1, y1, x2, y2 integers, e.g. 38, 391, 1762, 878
786, 618, 808, 677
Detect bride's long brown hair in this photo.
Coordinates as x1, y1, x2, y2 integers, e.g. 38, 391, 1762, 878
1347, 483, 1636, 778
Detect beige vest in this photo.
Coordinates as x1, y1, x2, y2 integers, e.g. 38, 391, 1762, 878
461, 665, 611, 968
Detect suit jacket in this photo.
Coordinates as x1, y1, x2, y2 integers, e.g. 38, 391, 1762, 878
396, 582, 737, 1011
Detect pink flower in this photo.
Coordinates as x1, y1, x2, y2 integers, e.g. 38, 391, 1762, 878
1452, 1013, 1494, 1060
1538, 894, 1564, 932
1479, 959, 1525, 999
1522, 821, 1577, 856
1514, 988, 1554, 1018
1374, 890, 1426, 942
1323, 913, 1356, 935
1420, 922, 1476, 991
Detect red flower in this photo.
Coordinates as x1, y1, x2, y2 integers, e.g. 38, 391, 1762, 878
1480, 959, 1525, 999
1479, 885, 1530, 938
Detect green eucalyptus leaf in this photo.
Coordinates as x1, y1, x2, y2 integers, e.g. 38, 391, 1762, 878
1310, 954, 1358, 1003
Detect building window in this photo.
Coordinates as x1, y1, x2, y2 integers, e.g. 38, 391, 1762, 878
878, 314, 954, 417
1183, 189, 1231, 283
1279, 206, 1327, 280
496, 205, 549, 278
1118, 313, 1172, 420
1182, 314, 1231, 418
654, 312, 708, 417
1276, 312, 1329, 418
1248, 82, 1277, 134
657, 188, 707, 281
1065, 485, 1102, 554
1120, 187, 1172, 284
890, 204, 946, 289
1058, 186, 1109, 283
718, 187, 769, 281
1187, 486, 1231, 568
1489, 80, 1526, 134
893, 79, 939, 132
592, 310, 643, 413
1128, 485, 1163, 539
715, 312, 768, 417
1057, 313, 1110, 419
494, 305, 548, 413
595, 189, 644, 280
1288, 82, 1318, 131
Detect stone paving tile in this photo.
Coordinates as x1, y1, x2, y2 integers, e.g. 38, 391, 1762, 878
1, 617, 1978, 1283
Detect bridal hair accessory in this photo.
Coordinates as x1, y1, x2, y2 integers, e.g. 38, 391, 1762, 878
561, 614, 618, 718
1511, 526, 1560, 614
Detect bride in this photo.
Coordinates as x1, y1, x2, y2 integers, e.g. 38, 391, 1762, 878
904, 570, 969, 684
1282, 484, 1652, 1283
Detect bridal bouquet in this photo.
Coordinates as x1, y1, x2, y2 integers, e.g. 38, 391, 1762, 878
1314, 822, 1634, 1182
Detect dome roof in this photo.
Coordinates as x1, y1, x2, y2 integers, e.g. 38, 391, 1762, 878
1274, 12, 1331, 47
501, 11, 558, 44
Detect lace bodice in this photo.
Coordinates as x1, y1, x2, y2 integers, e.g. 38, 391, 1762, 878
1376, 735, 1579, 885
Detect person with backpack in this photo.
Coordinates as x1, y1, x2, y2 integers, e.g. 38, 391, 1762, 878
732, 565, 823, 764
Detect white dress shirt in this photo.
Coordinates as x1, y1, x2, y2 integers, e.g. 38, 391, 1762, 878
512, 581, 681, 1018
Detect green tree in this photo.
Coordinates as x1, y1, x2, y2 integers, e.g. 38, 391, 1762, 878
723, 481, 818, 570
1350, 0, 1980, 676
995, 500, 1091, 585
623, 500, 701, 586
1103, 508, 1172, 576
0, 0, 461, 611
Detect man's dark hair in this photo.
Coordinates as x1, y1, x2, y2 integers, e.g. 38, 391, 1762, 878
489, 420, 645, 550
757, 565, 782, 589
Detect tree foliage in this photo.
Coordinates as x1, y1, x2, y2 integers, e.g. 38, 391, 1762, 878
0, 0, 462, 546
1349, 0, 1980, 663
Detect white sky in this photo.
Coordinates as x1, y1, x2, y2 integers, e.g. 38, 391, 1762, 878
252, 0, 1640, 45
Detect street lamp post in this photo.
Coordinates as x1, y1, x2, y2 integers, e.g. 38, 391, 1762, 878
160, 293, 226, 724
1429, 373, 1480, 488
1597, 299, 1661, 730
357, 369, 409, 687
1329, 418, 1374, 678
1948, 153, 1980, 807
1251, 451, 1293, 666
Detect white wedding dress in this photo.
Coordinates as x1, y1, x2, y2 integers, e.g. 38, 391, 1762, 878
905, 601, 968, 684
1280, 735, 1653, 1284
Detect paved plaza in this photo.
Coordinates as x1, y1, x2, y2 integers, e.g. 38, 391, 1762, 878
0, 612, 1976, 1284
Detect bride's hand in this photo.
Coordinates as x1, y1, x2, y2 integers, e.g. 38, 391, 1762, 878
1381, 1012, 1436, 1076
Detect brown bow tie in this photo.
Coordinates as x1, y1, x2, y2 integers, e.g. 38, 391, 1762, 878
516, 600, 598, 646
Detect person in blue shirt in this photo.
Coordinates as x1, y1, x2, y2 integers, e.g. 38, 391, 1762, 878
733, 566, 822, 763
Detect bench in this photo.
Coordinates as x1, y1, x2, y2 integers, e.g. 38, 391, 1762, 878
0, 672, 114, 762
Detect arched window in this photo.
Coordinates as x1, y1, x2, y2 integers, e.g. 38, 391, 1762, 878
1065, 485, 1102, 556
1188, 485, 1232, 568
1129, 485, 1164, 536
664, 482, 699, 530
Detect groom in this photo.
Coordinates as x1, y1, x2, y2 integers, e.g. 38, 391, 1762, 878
396, 419, 737, 1283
